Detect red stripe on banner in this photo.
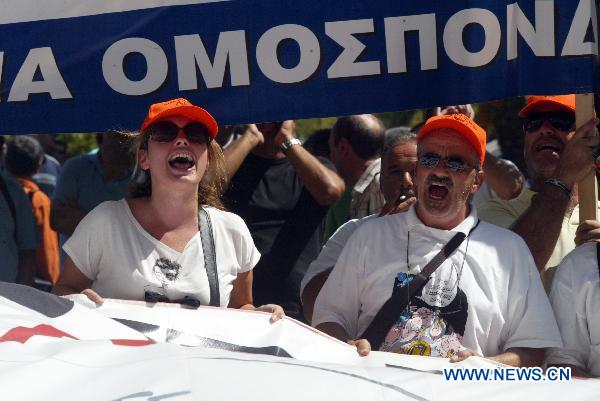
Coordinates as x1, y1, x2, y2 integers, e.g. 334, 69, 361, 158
0, 324, 78, 343
111, 339, 155, 346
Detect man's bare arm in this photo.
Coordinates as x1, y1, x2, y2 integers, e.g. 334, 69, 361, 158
483, 153, 524, 200
487, 347, 545, 367
274, 121, 344, 206
451, 347, 544, 367
222, 125, 264, 183
511, 188, 572, 271
283, 144, 345, 206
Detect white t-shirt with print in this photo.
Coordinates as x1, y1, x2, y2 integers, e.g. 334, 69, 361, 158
64, 199, 260, 307
312, 205, 562, 358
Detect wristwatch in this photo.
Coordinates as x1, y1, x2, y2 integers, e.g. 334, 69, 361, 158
545, 178, 571, 197
280, 138, 301, 153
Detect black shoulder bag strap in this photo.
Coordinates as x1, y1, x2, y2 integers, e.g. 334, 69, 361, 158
199, 207, 220, 307
361, 220, 480, 350
0, 174, 16, 223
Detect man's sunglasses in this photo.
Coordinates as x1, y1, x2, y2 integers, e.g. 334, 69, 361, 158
523, 112, 575, 133
418, 153, 475, 173
146, 121, 211, 144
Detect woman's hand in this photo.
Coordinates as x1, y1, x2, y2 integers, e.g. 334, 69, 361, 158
255, 304, 285, 323
81, 288, 104, 305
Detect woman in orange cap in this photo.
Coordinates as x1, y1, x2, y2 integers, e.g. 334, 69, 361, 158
53, 98, 283, 320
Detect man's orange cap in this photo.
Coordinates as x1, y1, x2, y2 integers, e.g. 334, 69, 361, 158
518, 95, 575, 118
418, 114, 487, 166
140, 98, 218, 139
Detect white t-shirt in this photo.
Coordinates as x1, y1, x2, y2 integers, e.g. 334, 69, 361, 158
64, 199, 260, 307
300, 214, 377, 298
312, 205, 561, 358
547, 242, 600, 376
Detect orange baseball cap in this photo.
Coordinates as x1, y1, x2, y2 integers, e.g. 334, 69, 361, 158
418, 114, 487, 166
518, 95, 575, 117
140, 98, 218, 139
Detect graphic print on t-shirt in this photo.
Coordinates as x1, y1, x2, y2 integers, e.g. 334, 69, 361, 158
152, 257, 182, 288
379, 268, 469, 358
144, 258, 184, 300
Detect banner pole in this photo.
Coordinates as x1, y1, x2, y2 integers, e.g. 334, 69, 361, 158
576, 93, 598, 222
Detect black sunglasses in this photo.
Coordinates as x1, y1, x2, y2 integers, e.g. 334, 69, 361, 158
147, 121, 211, 144
523, 112, 575, 133
418, 153, 474, 173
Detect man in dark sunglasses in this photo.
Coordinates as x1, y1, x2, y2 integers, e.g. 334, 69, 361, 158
314, 113, 561, 365
478, 94, 600, 292
222, 120, 344, 321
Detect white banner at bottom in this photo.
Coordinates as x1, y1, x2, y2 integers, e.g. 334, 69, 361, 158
0, 283, 597, 400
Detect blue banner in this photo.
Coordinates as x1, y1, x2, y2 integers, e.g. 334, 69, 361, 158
0, 0, 598, 134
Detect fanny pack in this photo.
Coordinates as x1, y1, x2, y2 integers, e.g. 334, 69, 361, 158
360, 221, 479, 350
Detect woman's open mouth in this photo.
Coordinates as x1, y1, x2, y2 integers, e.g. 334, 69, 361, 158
168, 152, 196, 171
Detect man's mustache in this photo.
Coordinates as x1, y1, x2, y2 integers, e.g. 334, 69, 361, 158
426, 174, 453, 189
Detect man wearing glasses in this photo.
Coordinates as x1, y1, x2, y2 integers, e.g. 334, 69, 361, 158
478, 95, 600, 291
313, 114, 561, 365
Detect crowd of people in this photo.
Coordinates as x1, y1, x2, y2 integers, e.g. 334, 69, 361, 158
0, 94, 599, 377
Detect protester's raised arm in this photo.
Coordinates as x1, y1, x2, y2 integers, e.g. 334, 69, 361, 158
482, 153, 524, 200
274, 122, 344, 205
222, 125, 264, 183
284, 144, 345, 205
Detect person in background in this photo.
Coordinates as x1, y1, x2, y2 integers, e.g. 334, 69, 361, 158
5, 136, 60, 286
53, 98, 282, 320
328, 115, 386, 222
303, 129, 331, 159
0, 139, 37, 286
53, 139, 68, 165
223, 121, 344, 321
478, 95, 600, 291
51, 131, 135, 239
29, 134, 61, 197
301, 127, 417, 322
